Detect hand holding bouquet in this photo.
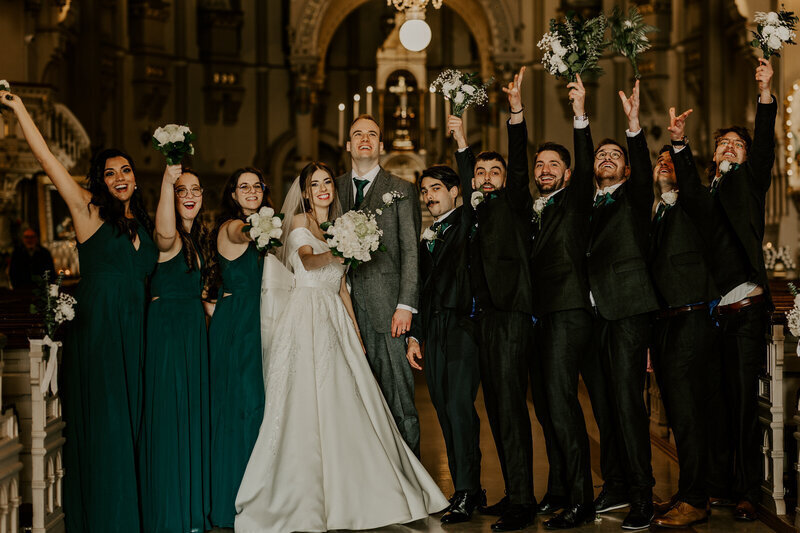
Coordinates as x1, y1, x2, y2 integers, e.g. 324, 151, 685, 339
751, 8, 798, 58
244, 206, 284, 252
609, 6, 658, 79
152, 124, 196, 165
538, 11, 609, 81
432, 69, 492, 117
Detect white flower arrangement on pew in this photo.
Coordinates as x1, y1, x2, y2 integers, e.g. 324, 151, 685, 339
432, 70, 492, 117
751, 7, 798, 59
785, 285, 800, 358
608, 6, 658, 79
31, 271, 76, 344
244, 206, 284, 252
537, 11, 608, 81
152, 124, 196, 165
320, 192, 405, 268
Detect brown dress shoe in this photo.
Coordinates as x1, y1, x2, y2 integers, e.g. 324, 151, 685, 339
733, 500, 757, 521
653, 494, 678, 516
652, 501, 708, 528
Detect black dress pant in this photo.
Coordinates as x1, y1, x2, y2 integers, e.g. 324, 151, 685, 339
582, 312, 654, 502
651, 309, 712, 508
423, 310, 482, 492
707, 302, 768, 504
478, 309, 534, 505
531, 309, 594, 506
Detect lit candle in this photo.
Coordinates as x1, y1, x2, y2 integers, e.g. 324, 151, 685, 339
366, 86, 373, 116
338, 103, 345, 146
429, 85, 436, 129
353, 94, 361, 120
463, 109, 468, 139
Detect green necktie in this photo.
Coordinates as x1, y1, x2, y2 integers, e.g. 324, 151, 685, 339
427, 221, 449, 253
593, 192, 612, 209
354, 178, 369, 209
654, 202, 668, 223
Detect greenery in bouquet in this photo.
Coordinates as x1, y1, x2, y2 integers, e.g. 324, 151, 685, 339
538, 11, 609, 81
31, 271, 76, 339
432, 69, 492, 117
152, 124, 196, 165
751, 7, 798, 58
608, 6, 658, 79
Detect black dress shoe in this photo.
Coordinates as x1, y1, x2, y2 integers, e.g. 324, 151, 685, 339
621, 500, 653, 530
441, 489, 486, 524
594, 488, 629, 513
491, 504, 536, 532
480, 495, 510, 516
536, 493, 568, 515
543, 503, 596, 530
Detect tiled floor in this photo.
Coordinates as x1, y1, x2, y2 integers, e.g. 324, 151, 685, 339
212, 374, 777, 532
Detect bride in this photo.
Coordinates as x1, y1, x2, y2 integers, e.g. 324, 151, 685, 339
235, 161, 448, 532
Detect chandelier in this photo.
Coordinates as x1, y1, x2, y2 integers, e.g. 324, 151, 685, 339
386, 0, 443, 11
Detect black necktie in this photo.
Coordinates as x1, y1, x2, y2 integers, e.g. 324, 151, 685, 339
354, 178, 369, 209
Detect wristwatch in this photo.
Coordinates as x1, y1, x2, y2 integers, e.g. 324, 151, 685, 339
671, 136, 688, 146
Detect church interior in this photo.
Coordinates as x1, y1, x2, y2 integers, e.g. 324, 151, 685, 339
2, 0, 800, 531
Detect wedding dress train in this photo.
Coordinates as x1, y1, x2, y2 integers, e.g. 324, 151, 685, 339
235, 227, 448, 533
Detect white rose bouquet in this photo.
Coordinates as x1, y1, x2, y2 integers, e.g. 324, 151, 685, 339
751, 8, 798, 59
152, 124, 196, 165
244, 206, 284, 252
538, 11, 609, 81
31, 271, 77, 339
608, 6, 658, 79
432, 69, 492, 117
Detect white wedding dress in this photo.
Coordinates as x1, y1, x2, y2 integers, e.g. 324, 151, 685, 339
235, 227, 448, 533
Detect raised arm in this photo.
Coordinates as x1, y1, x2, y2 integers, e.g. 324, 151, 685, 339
154, 165, 183, 252
619, 80, 654, 212
749, 58, 777, 193
503, 66, 532, 209
1, 91, 94, 232
450, 115, 476, 207
570, 75, 596, 194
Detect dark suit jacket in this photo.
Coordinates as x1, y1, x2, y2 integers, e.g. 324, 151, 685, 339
577, 126, 659, 320
409, 206, 473, 342
454, 120, 534, 315
709, 98, 777, 304
635, 140, 719, 308
529, 127, 594, 318
336, 168, 422, 332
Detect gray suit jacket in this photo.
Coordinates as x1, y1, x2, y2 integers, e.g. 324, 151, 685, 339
336, 168, 421, 333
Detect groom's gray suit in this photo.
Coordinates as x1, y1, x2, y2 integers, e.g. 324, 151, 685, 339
336, 168, 422, 454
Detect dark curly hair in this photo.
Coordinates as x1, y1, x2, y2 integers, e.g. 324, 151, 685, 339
87, 149, 154, 239
708, 125, 753, 177
174, 168, 212, 276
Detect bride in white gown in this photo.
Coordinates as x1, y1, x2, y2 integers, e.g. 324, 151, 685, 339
235, 162, 448, 533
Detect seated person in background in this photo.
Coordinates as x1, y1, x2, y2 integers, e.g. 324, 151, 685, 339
10, 228, 55, 289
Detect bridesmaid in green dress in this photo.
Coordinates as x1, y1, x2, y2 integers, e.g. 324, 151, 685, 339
0, 91, 157, 532
140, 166, 211, 532
208, 167, 270, 527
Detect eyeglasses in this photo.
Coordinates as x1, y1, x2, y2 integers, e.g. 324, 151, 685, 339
175, 186, 203, 198
717, 139, 746, 150
595, 150, 624, 161
237, 183, 265, 194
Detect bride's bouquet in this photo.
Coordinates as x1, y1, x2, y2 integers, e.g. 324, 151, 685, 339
152, 124, 196, 165
244, 206, 284, 252
751, 8, 798, 58
432, 69, 492, 117
608, 6, 658, 79
538, 11, 608, 81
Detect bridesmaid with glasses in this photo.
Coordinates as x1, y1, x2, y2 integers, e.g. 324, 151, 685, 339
140, 165, 212, 532
207, 167, 271, 528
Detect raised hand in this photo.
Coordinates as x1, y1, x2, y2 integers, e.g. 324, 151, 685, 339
0, 90, 24, 113
447, 115, 468, 149
618, 79, 641, 132
405, 338, 423, 370
755, 58, 773, 102
667, 107, 693, 141
567, 74, 586, 118
502, 66, 526, 121
163, 164, 182, 186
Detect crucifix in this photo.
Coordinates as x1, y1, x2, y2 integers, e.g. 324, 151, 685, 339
388, 75, 414, 118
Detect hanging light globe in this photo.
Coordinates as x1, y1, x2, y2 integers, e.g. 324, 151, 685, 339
399, 8, 431, 52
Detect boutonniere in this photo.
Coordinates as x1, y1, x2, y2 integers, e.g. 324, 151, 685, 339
532, 196, 553, 228
421, 227, 437, 243
718, 160, 740, 176
660, 190, 678, 206
470, 191, 484, 209
375, 190, 406, 215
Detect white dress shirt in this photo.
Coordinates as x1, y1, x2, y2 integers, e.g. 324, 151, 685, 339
351, 164, 381, 202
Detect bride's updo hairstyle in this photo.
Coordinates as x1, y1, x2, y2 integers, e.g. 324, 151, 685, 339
299, 161, 338, 220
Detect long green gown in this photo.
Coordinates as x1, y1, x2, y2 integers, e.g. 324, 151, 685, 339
208, 243, 264, 527
62, 222, 157, 533
140, 249, 210, 533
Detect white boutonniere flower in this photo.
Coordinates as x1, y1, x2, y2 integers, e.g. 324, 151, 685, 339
470, 191, 484, 209
660, 190, 678, 206
533, 196, 548, 215
718, 160, 732, 174
421, 227, 437, 242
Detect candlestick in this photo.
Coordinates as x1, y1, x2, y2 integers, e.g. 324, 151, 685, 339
353, 94, 361, 120
366, 86, 373, 116
338, 103, 345, 146
429, 85, 436, 129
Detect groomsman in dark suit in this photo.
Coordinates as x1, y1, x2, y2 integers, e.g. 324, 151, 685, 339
574, 77, 659, 531
704, 58, 776, 522
448, 66, 535, 532
628, 106, 717, 528
406, 165, 484, 524
524, 80, 595, 530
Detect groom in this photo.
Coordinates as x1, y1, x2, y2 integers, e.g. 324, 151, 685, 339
336, 114, 422, 454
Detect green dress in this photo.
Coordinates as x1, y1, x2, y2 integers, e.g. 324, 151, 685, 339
62, 222, 157, 533
208, 243, 264, 527
140, 249, 210, 533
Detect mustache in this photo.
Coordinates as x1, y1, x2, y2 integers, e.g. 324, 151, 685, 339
426, 200, 438, 207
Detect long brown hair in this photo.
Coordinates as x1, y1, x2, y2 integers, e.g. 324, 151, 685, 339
299, 161, 337, 223
175, 168, 212, 275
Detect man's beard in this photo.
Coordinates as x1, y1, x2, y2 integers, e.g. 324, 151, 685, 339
537, 175, 563, 194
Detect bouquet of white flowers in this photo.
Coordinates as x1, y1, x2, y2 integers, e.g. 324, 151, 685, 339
152, 124, 196, 165
751, 8, 798, 58
432, 69, 492, 117
31, 271, 77, 339
608, 6, 658, 79
538, 11, 609, 81
786, 285, 800, 358
244, 206, 284, 252
0, 80, 11, 109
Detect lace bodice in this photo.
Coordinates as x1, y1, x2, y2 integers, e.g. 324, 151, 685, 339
287, 227, 344, 291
